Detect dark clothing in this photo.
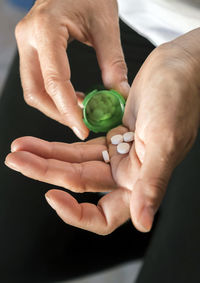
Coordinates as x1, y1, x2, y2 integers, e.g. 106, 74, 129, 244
0, 20, 199, 283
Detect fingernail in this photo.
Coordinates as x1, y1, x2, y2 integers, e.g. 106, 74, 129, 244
120, 81, 130, 96
4, 160, 20, 172
138, 206, 155, 232
11, 146, 16, 153
45, 195, 57, 210
78, 100, 84, 109
72, 127, 86, 140
76, 91, 85, 98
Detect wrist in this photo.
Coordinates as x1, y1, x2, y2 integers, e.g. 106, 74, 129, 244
169, 28, 200, 88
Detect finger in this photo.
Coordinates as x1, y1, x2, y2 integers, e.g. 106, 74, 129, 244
86, 137, 106, 145
75, 137, 107, 146
18, 45, 87, 126
10, 136, 107, 163
91, 17, 130, 98
18, 45, 66, 125
45, 188, 131, 235
35, 27, 89, 140
130, 142, 175, 232
5, 151, 116, 192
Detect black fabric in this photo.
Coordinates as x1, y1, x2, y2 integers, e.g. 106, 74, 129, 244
0, 20, 155, 283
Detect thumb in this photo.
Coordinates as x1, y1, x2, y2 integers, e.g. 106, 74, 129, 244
131, 141, 175, 232
92, 21, 130, 98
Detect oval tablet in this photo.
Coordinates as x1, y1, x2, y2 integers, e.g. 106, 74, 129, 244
102, 150, 110, 163
111, 134, 123, 145
123, 132, 135, 142
117, 142, 130, 154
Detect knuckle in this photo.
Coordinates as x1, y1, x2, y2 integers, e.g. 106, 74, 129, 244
164, 129, 184, 157
62, 164, 85, 193
153, 128, 181, 158
96, 202, 117, 235
111, 57, 128, 74
139, 179, 166, 209
61, 109, 74, 122
33, 7, 51, 38
35, 5, 49, 22
76, 163, 86, 193
23, 92, 38, 107
98, 229, 112, 236
96, 224, 114, 236
163, 131, 177, 154
166, 126, 198, 155
102, 57, 128, 86
15, 20, 25, 41
44, 75, 61, 97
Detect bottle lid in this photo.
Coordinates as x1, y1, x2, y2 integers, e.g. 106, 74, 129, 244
83, 89, 126, 133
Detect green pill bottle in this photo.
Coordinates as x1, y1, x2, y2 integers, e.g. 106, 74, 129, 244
82, 89, 126, 133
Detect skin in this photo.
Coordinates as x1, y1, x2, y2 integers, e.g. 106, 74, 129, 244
5, 1, 200, 234
15, 0, 130, 140
4, 30, 200, 234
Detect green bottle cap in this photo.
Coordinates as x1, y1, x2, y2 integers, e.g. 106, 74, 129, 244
83, 89, 126, 133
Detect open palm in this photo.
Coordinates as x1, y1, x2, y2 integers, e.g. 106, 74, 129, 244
5, 126, 141, 235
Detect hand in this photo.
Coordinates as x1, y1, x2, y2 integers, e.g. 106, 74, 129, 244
15, 0, 130, 140
4, 128, 137, 235
122, 40, 200, 232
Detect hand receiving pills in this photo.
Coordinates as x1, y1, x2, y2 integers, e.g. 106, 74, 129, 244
6, 126, 140, 235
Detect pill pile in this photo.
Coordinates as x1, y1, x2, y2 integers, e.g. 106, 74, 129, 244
102, 132, 135, 163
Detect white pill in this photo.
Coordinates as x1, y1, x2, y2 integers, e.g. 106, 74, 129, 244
111, 134, 123, 145
123, 132, 135, 142
117, 142, 130, 154
102, 150, 110, 163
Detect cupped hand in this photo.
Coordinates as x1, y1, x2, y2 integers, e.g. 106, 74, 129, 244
5, 126, 140, 235
15, 0, 130, 140
123, 41, 200, 232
